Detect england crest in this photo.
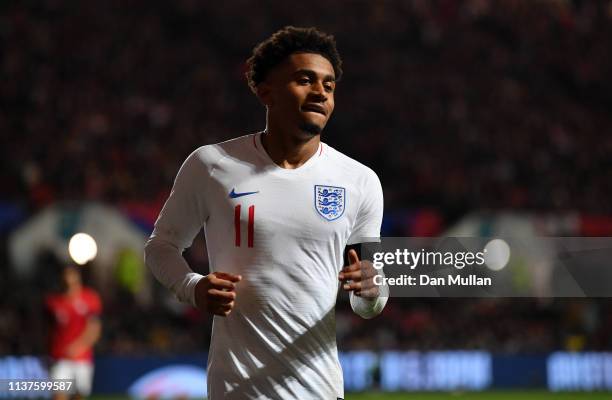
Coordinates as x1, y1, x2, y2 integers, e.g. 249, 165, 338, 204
314, 185, 345, 221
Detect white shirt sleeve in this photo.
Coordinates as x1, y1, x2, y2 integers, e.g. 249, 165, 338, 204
347, 169, 384, 245
346, 169, 388, 318
144, 149, 210, 306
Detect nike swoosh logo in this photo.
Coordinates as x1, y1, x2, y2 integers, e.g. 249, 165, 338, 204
229, 188, 259, 199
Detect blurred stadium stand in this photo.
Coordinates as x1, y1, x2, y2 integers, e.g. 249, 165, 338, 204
2, 0, 612, 394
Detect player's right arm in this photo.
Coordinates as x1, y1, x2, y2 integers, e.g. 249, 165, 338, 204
194, 272, 242, 316
144, 149, 240, 316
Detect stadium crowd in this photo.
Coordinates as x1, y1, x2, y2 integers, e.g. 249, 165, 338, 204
2, 0, 612, 356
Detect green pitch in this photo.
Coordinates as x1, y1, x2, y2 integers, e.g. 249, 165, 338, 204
90, 391, 612, 400
348, 392, 611, 399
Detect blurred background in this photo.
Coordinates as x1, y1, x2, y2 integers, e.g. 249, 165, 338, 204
2, 0, 612, 398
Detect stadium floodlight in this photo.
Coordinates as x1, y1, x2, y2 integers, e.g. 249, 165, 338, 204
68, 233, 98, 265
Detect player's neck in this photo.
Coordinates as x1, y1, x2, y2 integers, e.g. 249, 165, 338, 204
65, 284, 82, 297
261, 128, 320, 169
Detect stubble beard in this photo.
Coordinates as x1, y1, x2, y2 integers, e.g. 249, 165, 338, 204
298, 121, 323, 136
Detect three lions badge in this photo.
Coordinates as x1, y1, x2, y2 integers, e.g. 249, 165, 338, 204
314, 185, 345, 221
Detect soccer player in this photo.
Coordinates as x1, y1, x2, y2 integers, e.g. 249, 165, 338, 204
145, 26, 387, 399
45, 265, 102, 400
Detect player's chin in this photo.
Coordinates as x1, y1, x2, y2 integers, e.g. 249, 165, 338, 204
298, 121, 324, 136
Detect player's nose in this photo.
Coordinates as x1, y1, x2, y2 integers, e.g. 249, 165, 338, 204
308, 82, 327, 101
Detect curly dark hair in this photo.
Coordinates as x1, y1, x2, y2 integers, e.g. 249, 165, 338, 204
246, 26, 343, 92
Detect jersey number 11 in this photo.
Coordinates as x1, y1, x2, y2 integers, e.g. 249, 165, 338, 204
234, 204, 254, 247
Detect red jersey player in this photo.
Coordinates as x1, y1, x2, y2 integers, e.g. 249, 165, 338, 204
45, 265, 102, 400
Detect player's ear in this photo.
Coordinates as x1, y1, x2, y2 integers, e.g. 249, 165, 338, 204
256, 82, 274, 107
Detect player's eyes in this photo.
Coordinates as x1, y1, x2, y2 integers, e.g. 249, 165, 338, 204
296, 76, 334, 92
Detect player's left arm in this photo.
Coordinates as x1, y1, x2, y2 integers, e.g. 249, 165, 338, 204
339, 169, 388, 319
67, 317, 102, 357
340, 244, 388, 319
67, 292, 102, 357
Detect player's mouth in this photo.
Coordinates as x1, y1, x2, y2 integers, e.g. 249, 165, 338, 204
301, 103, 326, 116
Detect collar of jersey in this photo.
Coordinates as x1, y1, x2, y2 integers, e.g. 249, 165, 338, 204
252, 132, 323, 175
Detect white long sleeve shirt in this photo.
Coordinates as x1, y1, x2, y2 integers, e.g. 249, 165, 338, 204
145, 132, 386, 399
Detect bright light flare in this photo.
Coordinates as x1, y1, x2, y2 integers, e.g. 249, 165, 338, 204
68, 233, 98, 265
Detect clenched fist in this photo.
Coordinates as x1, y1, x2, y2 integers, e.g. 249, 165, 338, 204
338, 249, 380, 298
195, 272, 242, 317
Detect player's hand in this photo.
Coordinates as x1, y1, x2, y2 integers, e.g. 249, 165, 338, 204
65, 342, 84, 358
338, 249, 379, 298
194, 272, 242, 317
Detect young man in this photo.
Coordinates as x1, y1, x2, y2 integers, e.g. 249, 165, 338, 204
145, 26, 387, 399
45, 265, 102, 400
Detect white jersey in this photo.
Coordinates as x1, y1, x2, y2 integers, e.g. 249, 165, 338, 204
145, 132, 384, 399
